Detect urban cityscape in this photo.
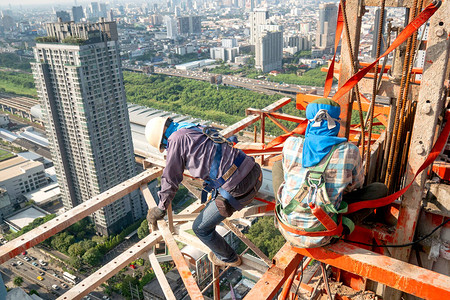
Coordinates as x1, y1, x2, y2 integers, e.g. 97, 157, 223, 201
0, 0, 434, 299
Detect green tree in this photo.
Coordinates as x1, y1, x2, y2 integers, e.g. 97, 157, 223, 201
137, 219, 149, 239
13, 276, 23, 287
68, 242, 86, 258
51, 232, 75, 253
82, 247, 102, 266
29, 290, 39, 296
246, 217, 286, 259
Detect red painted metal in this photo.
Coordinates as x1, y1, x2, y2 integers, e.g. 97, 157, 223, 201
293, 241, 450, 300
432, 161, 450, 180
244, 243, 303, 300
280, 268, 296, 300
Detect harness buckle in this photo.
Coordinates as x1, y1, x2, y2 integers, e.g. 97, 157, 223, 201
305, 170, 325, 187
203, 126, 232, 145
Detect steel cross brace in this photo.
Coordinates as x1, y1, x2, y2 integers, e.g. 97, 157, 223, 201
0, 168, 162, 264
244, 243, 304, 300
140, 184, 204, 299
57, 231, 163, 300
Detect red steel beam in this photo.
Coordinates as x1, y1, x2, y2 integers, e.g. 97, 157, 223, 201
267, 112, 306, 124
244, 243, 303, 300
294, 241, 450, 300
0, 168, 162, 264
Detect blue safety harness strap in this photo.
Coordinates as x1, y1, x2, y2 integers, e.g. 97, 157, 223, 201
186, 126, 246, 210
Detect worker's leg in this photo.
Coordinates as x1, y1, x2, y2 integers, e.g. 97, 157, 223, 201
343, 182, 388, 203
343, 182, 388, 224
192, 199, 238, 263
272, 160, 284, 201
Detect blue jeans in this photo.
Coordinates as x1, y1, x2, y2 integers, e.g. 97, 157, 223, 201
192, 200, 238, 263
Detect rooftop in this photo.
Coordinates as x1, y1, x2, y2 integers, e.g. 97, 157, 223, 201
4, 205, 48, 231
0, 156, 44, 180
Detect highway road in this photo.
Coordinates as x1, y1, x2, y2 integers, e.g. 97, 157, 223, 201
153, 67, 329, 97
1, 245, 108, 299
2, 250, 71, 299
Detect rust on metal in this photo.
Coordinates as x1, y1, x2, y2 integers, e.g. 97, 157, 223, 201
140, 184, 204, 299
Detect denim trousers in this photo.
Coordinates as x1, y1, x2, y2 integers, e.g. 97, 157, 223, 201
192, 199, 238, 263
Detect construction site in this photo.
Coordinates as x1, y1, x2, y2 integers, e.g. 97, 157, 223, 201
0, 0, 449, 299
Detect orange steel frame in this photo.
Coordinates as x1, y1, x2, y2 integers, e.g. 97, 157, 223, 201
0, 95, 448, 299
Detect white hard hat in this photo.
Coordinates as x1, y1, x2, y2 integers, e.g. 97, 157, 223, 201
145, 117, 170, 153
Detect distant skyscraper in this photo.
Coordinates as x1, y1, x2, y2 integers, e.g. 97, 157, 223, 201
72, 6, 84, 22
89, 2, 99, 18
177, 16, 201, 35
166, 16, 178, 38
31, 20, 143, 235
315, 3, 338, 53
255, 25, 283, 73
106, 9, 114, 22
56, 11, 71, 22
99, 3, 107, 18
250, 8, 268, 45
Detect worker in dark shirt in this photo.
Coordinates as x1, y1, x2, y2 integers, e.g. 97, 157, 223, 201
145, 117, 262, 267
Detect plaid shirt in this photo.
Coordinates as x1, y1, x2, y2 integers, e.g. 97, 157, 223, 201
277, 136, 364, 248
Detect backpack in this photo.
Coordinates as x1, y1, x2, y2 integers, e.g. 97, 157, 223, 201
275, 144, 354, 248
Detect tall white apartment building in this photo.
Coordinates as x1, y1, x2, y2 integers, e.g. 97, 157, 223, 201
249, 8, 269, 45
255, 25, 283, 73
31, 20, 143, 235
166, 16, 178, 39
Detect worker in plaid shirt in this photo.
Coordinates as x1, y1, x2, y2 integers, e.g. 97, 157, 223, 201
273, 98, 387, 248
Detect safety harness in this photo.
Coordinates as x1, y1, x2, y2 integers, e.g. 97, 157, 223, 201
187, 126, 247, 210
275, 144, 354, 239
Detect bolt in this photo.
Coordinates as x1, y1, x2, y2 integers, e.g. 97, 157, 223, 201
416, 144, 425, 155
436, 28, 444, 37
421, 102, 432, 115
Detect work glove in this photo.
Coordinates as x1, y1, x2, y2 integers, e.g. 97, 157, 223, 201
147, 207, 166, 227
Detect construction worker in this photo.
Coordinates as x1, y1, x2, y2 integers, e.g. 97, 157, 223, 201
145, 117, 262, 267
273, 98, 388, 248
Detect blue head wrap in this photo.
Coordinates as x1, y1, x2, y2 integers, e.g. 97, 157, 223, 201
302, 98, 347, 168
162, 120, 198, 147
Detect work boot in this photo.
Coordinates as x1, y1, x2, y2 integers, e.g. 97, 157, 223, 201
208, 252, 242, 267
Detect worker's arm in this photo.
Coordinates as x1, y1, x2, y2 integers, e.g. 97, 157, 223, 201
157, 136, 186, 210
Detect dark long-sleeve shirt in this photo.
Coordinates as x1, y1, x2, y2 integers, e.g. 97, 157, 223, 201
157, 127, 256, 210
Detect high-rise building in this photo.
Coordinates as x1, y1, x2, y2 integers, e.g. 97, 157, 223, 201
56, 11, 71, 22
31, 21, 143, 235
222, 38, 238, 48
72, 6, 84, 23
177, 16, 201, 35
106, 9, 114, 22
255, 24, 283, 73
249, 8, 268, 45
284, 35, 311, 51
166, 16, 178, 39
89, 2, 99, 18
99, 3, 107, 18
315, 3, 338, 53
